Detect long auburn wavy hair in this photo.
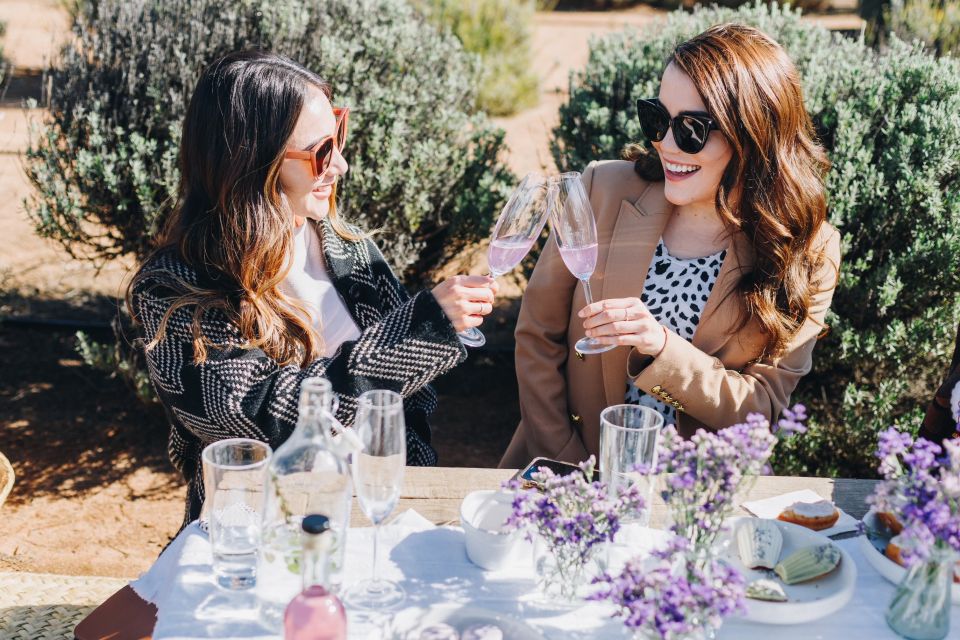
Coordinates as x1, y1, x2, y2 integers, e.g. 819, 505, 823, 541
627, 24, 832, 360
128, 50, 360, 367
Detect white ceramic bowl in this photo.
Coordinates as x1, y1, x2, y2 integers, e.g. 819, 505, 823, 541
460, 490, 530, 571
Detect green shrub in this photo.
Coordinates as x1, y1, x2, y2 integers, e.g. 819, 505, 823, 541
862, 0, 960, 57
553, 1, 960, 478
415, 0, 539, 116
581, 1, 830, 11
24, 0, 514, 282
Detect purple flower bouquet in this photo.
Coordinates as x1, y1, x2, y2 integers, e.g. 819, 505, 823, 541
870, 428, 960, 639
503, 456, 644, 602
653, 412, 779, 553
589, 537, 746, 640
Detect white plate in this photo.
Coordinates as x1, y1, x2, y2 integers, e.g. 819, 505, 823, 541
859, 508, 960, 605
387, 604, 546, 640
722, 517, 857, 625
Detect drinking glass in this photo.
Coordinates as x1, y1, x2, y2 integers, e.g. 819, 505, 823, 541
548, 172, 615, 355
599, 405, 663, 527
201, 438, 272, 590
458, 172, 550, 348
343, 389, 407, 609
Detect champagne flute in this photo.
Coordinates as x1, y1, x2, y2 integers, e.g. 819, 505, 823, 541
548, 171, 616, 355
343, 389, 406, 609
458, 172, 550, 348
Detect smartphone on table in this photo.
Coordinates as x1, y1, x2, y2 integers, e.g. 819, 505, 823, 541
513, 456, 590, 491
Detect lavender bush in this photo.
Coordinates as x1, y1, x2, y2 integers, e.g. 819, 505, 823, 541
503, 457, 644, 601
590, 537, 746, 640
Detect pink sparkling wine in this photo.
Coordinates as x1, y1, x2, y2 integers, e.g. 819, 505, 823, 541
284, 585, 347, 640
488, 235, 534, 275
559, 243, 598, 280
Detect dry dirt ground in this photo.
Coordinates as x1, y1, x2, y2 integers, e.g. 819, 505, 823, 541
0, 1, 862, 579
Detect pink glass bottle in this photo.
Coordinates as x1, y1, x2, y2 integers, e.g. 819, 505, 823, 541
284, 515, 347, 640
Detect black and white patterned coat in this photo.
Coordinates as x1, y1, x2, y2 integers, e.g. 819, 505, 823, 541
131, 220, 467, 529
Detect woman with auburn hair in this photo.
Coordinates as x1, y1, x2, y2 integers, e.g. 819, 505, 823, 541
501, 23, 841, 467
129, 50, 496, 528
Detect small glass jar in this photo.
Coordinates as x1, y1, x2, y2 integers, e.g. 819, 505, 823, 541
885, 541, 955, 640
532, 535, 604, 604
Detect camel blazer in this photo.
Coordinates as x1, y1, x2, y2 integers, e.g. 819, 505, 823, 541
499, 160, 841, 469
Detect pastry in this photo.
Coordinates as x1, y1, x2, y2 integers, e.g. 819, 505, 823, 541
746, 578, 788, 602
885, 534, 907, 567
461, 624, 503, 640
774, 543, 842, 584
736, 519, 784, 569
419, 623, 460, 640
877, 511, 904, 535
777, 500, 840, 531
886, 535, 960, 583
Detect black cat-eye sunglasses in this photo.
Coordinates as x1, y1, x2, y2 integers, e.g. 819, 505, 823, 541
636, 98, 719, 155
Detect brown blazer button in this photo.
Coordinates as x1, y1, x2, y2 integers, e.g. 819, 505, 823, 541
671, 401, 681, 410
571, 413, 582, 423
576, 350, 584, 361
651, 385, 662, 394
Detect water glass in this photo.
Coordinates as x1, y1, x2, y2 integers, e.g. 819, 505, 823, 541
202, 438, 272, 590
599, 405, 663, 526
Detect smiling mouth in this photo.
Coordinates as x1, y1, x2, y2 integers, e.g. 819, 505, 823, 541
663, 160, 701, 180
312, 178, 335, 193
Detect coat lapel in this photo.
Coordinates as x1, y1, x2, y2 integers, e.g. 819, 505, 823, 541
691, 230, 754, 354
598, 186, 672, 409
316, 219, 383, 330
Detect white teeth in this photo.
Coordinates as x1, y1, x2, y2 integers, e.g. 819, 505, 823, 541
665, 161, 700, 174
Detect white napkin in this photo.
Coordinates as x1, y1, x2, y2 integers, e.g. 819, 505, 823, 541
129, 521, 202, 604
741, 489, 860, 537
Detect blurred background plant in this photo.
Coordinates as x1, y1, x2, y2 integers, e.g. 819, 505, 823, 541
549, 0, 831, 11
861, 0, 960, 57
414, 0, 540, 116
552, 1, 960, 478
25, 0, 513, 284
24, 0, 515, 399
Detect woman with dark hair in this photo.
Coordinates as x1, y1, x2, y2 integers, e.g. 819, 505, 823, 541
501, 24, 841, 467
129, 50, 496, 527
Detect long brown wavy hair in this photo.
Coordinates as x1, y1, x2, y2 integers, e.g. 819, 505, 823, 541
128, 50, 360, 367
627, 24, 832, 359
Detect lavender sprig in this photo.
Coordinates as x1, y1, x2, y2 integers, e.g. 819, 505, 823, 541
590, 537, 746, 639
503, 456, 645, 576
870, 428, 960, 564
654, 412, 779, 550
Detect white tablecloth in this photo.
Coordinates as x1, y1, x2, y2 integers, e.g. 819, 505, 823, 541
132, 510, 918, 640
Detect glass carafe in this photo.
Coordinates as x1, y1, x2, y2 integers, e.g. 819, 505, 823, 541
258, 378, 353, 632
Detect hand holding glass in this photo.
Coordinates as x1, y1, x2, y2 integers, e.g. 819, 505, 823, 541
458, 172, 550, 348
201, 438, 272, 590
344, 389, 407, 609
548, 172, 616, 355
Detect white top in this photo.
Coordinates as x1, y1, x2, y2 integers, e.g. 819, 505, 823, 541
625, 238, 726, 424
951, 378, 960, 424
279, 220, 361, 358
